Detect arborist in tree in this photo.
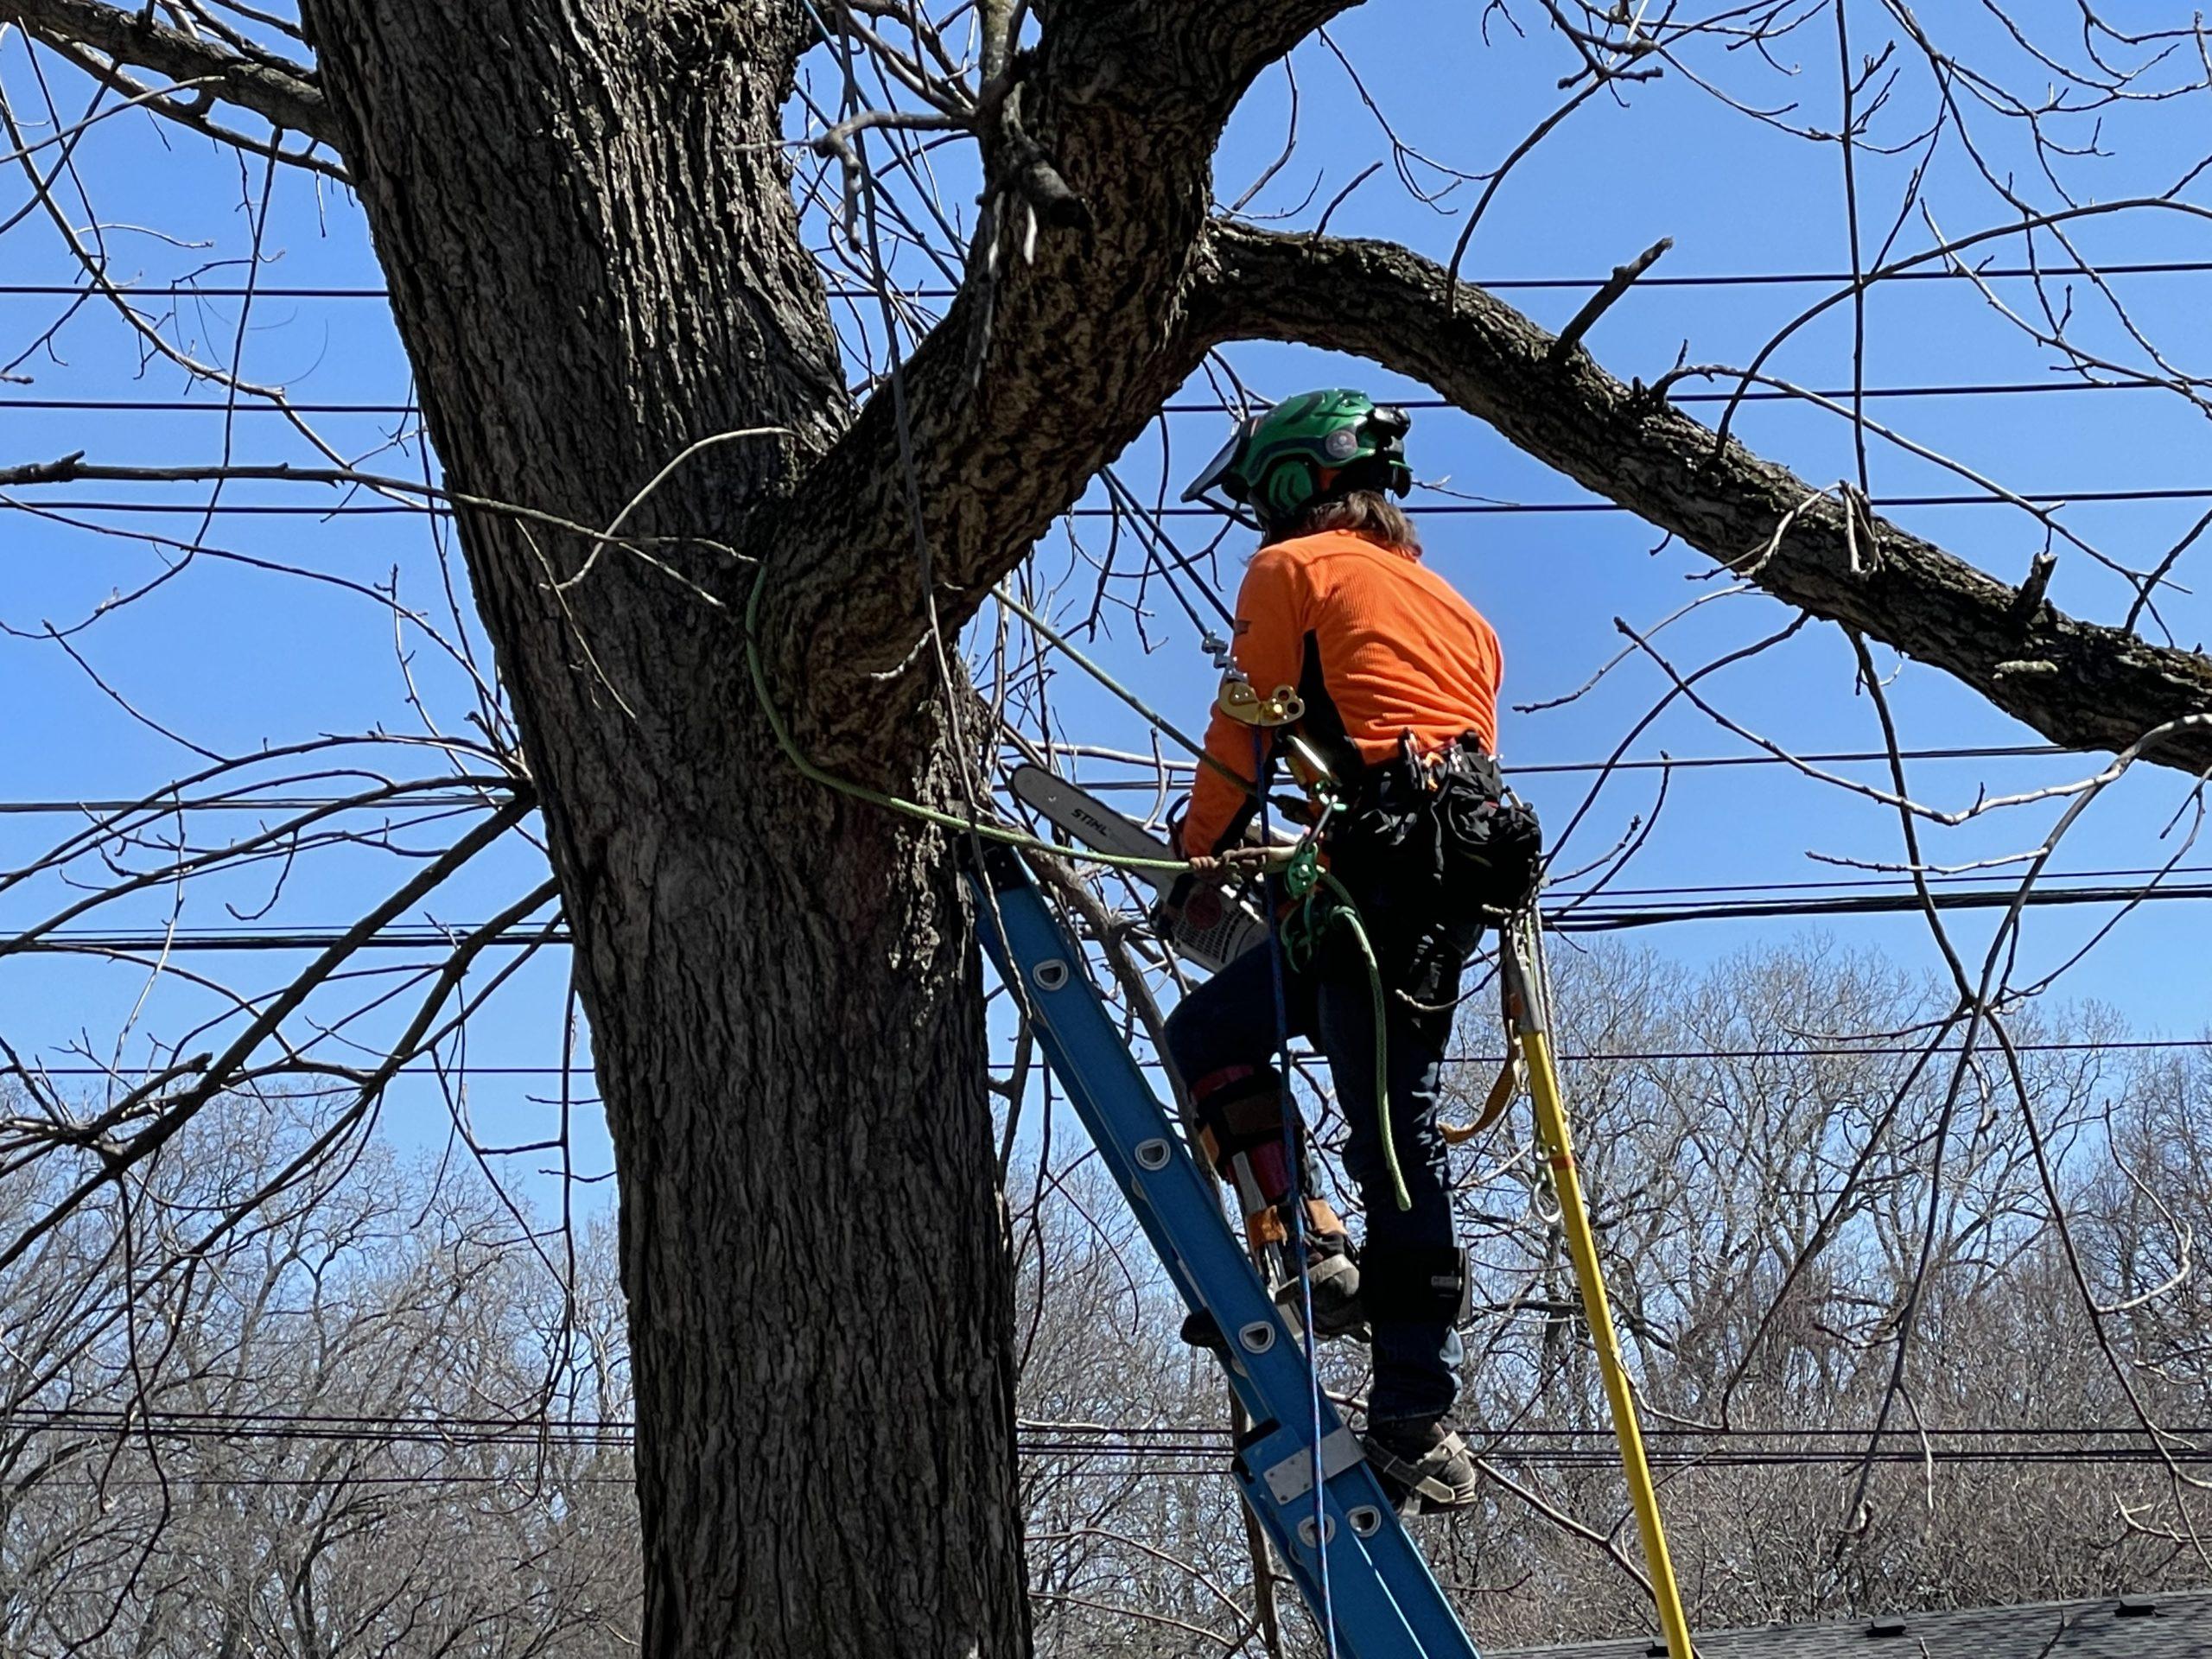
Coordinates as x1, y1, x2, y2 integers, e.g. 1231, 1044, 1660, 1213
1164, 389, 1539, 1512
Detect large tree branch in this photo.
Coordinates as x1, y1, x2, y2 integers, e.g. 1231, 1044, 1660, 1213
3, 0, 334, 147
1189, 224, 2212, 774
768, 0, 1357, 755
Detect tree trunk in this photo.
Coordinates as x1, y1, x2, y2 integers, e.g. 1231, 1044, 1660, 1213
295, 3, 1031, 1652
583, 760, 1027, 1659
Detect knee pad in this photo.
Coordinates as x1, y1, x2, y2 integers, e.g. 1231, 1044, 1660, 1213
1361, 1244, 1469, 1325
1243, 1196, 1348, 1255
1189, 1064, 1287, 1180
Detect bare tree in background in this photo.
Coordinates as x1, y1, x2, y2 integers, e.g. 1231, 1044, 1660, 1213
1006, 943, 2212, 1653
0, 1087, 637, 1655
1, 2, 2209, 1654
3, 950, 2210, 1653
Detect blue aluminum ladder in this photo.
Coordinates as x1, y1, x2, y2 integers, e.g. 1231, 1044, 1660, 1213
972, 845, 1483, 1659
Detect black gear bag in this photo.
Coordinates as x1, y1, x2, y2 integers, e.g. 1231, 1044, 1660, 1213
1332, 734, 1542, 924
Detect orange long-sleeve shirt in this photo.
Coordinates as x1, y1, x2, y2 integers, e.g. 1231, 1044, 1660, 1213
1182, 530, 1503, 857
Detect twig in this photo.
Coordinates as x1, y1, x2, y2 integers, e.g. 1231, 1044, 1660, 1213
1549, 237, 1672, 362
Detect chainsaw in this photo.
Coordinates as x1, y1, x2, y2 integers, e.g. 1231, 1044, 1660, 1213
1007, 763, 1268, 972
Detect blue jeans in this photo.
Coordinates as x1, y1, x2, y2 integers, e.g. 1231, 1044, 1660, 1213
1164, 865, 1477, 1427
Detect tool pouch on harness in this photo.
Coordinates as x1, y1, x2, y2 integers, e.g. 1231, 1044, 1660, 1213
1334, 736, 1542, 925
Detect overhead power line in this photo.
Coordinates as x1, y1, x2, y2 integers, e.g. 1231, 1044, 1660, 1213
18, 1406, 2212, 1475
1150, 489, 2212, 516
0, 745, 2092, 817
1508, 742, 2077, 777
15, 486, 2209, 518
1184, 382, 2186, 411
1564, 880, 2212, 931
2, 380, 2185, 420
21, 1403, 2212, 1444
5, 859, 2196, 912
0, 794, 509, 814
1455, 1037, 2212, 1065
12, 1456, 2190, 1492
15, 1033, 2212, 1082
1554, 864, 2212, 899
8, 879, 2209, 957
0, 259, 2202, 303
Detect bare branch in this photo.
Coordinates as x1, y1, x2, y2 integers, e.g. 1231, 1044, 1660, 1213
1193, 224, 2212, 775
3, 0, 335, 148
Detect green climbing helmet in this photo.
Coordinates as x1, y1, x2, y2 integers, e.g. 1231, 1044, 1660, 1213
1179, 388, 1413, 529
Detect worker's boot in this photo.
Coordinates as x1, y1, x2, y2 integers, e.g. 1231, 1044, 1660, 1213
1363, 1417, 1481, 1514
1274, 1202, 1369, 1344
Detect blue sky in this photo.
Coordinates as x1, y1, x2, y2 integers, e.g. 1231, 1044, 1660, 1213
3, 2, 2208, 1216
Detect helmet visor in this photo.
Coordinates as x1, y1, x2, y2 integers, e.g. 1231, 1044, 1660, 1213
1179, 417, 1257, 504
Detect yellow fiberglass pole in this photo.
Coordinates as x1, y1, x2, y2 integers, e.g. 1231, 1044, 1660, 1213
1507, 918, 1696, 1659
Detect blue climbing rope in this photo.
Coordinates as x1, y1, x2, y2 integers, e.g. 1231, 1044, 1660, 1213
1253, 730, 1339, 1659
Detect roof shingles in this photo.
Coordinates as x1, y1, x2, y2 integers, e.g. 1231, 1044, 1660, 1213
1491, 1592, 2212, 1659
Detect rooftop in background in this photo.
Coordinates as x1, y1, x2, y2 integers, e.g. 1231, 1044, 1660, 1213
1494, 1593, 2212, 1659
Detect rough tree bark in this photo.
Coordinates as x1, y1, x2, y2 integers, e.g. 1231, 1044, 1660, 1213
276, 3, 1341, 1654
286, 5, 1038, 1652
5, 2, 2209, 1655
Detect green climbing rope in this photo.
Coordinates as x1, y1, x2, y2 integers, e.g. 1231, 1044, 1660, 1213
746, 566, 1407, 1211
1278, 821, 1408, 1215
741, 568, 1191, 875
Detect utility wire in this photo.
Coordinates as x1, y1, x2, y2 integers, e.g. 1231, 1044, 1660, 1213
18, 1408, 2212, 1471
0, 259, 2202, 302
20, 1411, 2212, 1448
16, 486, 2211, 517
1, 381, 2186, 418
0, 744, 2094, 814
10, 879, 2205, 954
1053, 742, 2087, 781
15, 1034, 2212, 1082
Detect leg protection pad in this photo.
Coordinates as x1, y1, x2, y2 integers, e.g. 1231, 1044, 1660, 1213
1360, 1245, 1470, 1325
1189, 1065, 1290, 1200
1258, 1198, 1352, 1256
1190, 1065, 1285, 1160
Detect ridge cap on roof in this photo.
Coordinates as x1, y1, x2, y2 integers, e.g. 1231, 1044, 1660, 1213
1487, 1587, 2212, 1659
